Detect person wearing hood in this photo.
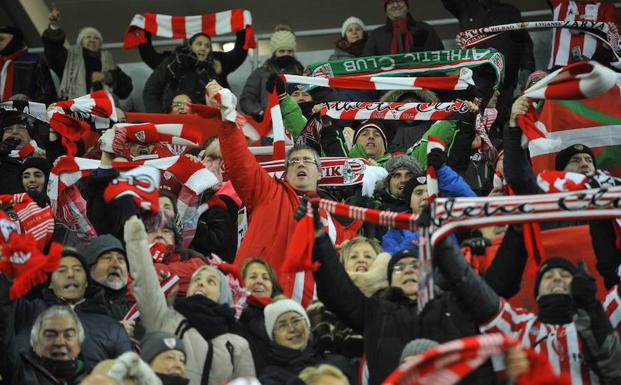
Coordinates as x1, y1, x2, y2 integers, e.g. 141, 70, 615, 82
330, 17, 368, 60
431, 232, 621, 385
76, 234, 136, 338
259, 298, 355, 385
364, 0, 444, 56
140, 331, 189, 385
0, 248, 132, 370
42, 6, 132, 101
124, 215, 255, 385
143, 30, 248, 113
374, 155, 421, 213
240, 28, 305, 121
233, 258, 284, 375
0, 25, 56, 104
1, 306, 88, 385
0, 110, 46, 194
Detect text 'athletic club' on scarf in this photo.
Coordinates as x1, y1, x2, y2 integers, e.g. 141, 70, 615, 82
516, 60, 621, 176
47, 90, 117, 156
47, 155, 219, 245
123, 9, 256, 50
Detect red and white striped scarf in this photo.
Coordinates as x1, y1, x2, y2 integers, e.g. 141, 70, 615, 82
111, 122, 207, 154
0, 193, 54, 250
518, 61, 621, 152
283, 67, 474, 91
383, 333, 568, 385
48, 156, 218, 244
260, 157, 375, 187
8, 140, 40, 159
123, 272, 180, 322
123, 9, 256, 50
48, 90, 117, 156
264, 88, 287, 159
0, 49, 27, 101
320, 101, 469, 121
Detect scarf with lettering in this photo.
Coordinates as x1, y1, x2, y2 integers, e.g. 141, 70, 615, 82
124, 9, 256, 50
320, 101, 470, 121
307, 49, 505, 87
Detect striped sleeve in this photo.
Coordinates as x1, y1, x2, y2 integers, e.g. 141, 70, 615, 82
604, 285, 621, 335
480, 298, 538, 339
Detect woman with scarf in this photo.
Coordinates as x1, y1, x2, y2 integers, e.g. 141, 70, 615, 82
233, 258, 284, 375
143, 31, 247, 113
42, 6, 132, 101
330, 17, 368, 60
239, 29, 304, 122
0, 25, 56, 104
124, 215, 255, 385
259, 298, 355, 385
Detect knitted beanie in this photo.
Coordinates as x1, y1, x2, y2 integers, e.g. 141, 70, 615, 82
76, 234, 125, 267
19, 157, 51, 179
400, 338, 439, 362
403, 173, 427, 205
140, 331, 186, 365
533, 257, 578, 298
384, 155, 422, 179
387, 248, 419, 283
264, 298, 310, 340
341, 16, 365, 37
353, 122, 388, 149
76, 26, 103, 45
270, 30, 296, 53
554, 144, 596, 171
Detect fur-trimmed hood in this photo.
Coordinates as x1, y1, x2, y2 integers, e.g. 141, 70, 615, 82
348, 252, 390, 297
380, 89, 439, 104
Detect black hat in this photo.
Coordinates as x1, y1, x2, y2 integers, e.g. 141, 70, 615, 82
387, 248, 418, 284
403, 173, 427, 204
353, 121, 388, 150
534, 257, 578, 298
0, 111, 31, 132
60, 248, 89, 272
19, 157, 51, 178
76, 234, 125, 267
555, 144, 596, 171
140, 331, 186, 364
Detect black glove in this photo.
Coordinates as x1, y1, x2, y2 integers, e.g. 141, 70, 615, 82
0, 138, 19, 157
251, 111, 264, 123
571, 260, 598, 308
427, 148, 447, 170
415, 204, 432, 228
26, 189, 49, 208
266, 73, 286, 95
461, 237, 492, 255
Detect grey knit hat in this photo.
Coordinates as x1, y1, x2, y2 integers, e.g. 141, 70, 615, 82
140, 331, 186, 364
76, 234, 125, 267
384, 155, 422, 179
400, 338, 439, 362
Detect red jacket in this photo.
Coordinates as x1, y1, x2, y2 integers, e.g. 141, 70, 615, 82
220, 122, 342, 304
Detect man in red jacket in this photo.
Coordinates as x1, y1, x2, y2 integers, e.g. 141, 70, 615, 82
206, 81, 342, 306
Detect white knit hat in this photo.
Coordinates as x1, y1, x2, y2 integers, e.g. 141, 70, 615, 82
76, 26, 103, 45
341, 16, 365, 37
264, 298, 310, 340
270, 30, 296, 53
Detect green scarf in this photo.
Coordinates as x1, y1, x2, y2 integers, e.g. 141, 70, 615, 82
307, 49, 505, 87
348, 144, 392, 165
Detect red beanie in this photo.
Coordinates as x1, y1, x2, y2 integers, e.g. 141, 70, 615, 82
384, 0, 409, 9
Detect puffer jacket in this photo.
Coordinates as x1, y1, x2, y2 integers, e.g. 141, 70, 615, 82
312, 234, 419, 385
125, 217, 255, 385
0, 276, 132, 370
6, 350, 87, 385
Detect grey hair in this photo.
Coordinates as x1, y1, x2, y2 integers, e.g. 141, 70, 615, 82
30, 306, 85, 348
285, 144, 322, 173
190, 265, 233, 306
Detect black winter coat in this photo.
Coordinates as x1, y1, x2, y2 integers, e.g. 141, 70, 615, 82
363, 14, 444, 56
6, 350, 87, 385
313, 234, 418, 385
190, 194, 239, 263
232, 302, 270, 375
259, 343, 355, 385
142, 31, 247, 113
0, 156, 24, 194
442, 0, 535, 90
0, 52, 57, 105
0, 276, 132, 370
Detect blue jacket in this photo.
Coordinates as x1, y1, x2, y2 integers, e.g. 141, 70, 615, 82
381, 165, 475, 255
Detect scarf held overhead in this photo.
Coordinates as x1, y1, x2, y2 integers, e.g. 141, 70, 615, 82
320, 101, 470, 121
124, 9, 256, 50
307, 49, 505, 87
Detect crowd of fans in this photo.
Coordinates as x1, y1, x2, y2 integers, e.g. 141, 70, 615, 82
1, 0, 621, 384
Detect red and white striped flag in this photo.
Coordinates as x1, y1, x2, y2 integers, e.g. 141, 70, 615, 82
123, 9, 256, 50
283, 67, 474, 91
321, 101, 469, 121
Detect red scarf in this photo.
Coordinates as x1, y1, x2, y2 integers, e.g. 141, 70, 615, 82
0, 49, 27, 101
390, 19, 414, 54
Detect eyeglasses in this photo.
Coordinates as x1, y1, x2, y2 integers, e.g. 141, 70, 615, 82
287, 157, 317, 166
275, 316, 306, 332
392, 261, 420, 273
